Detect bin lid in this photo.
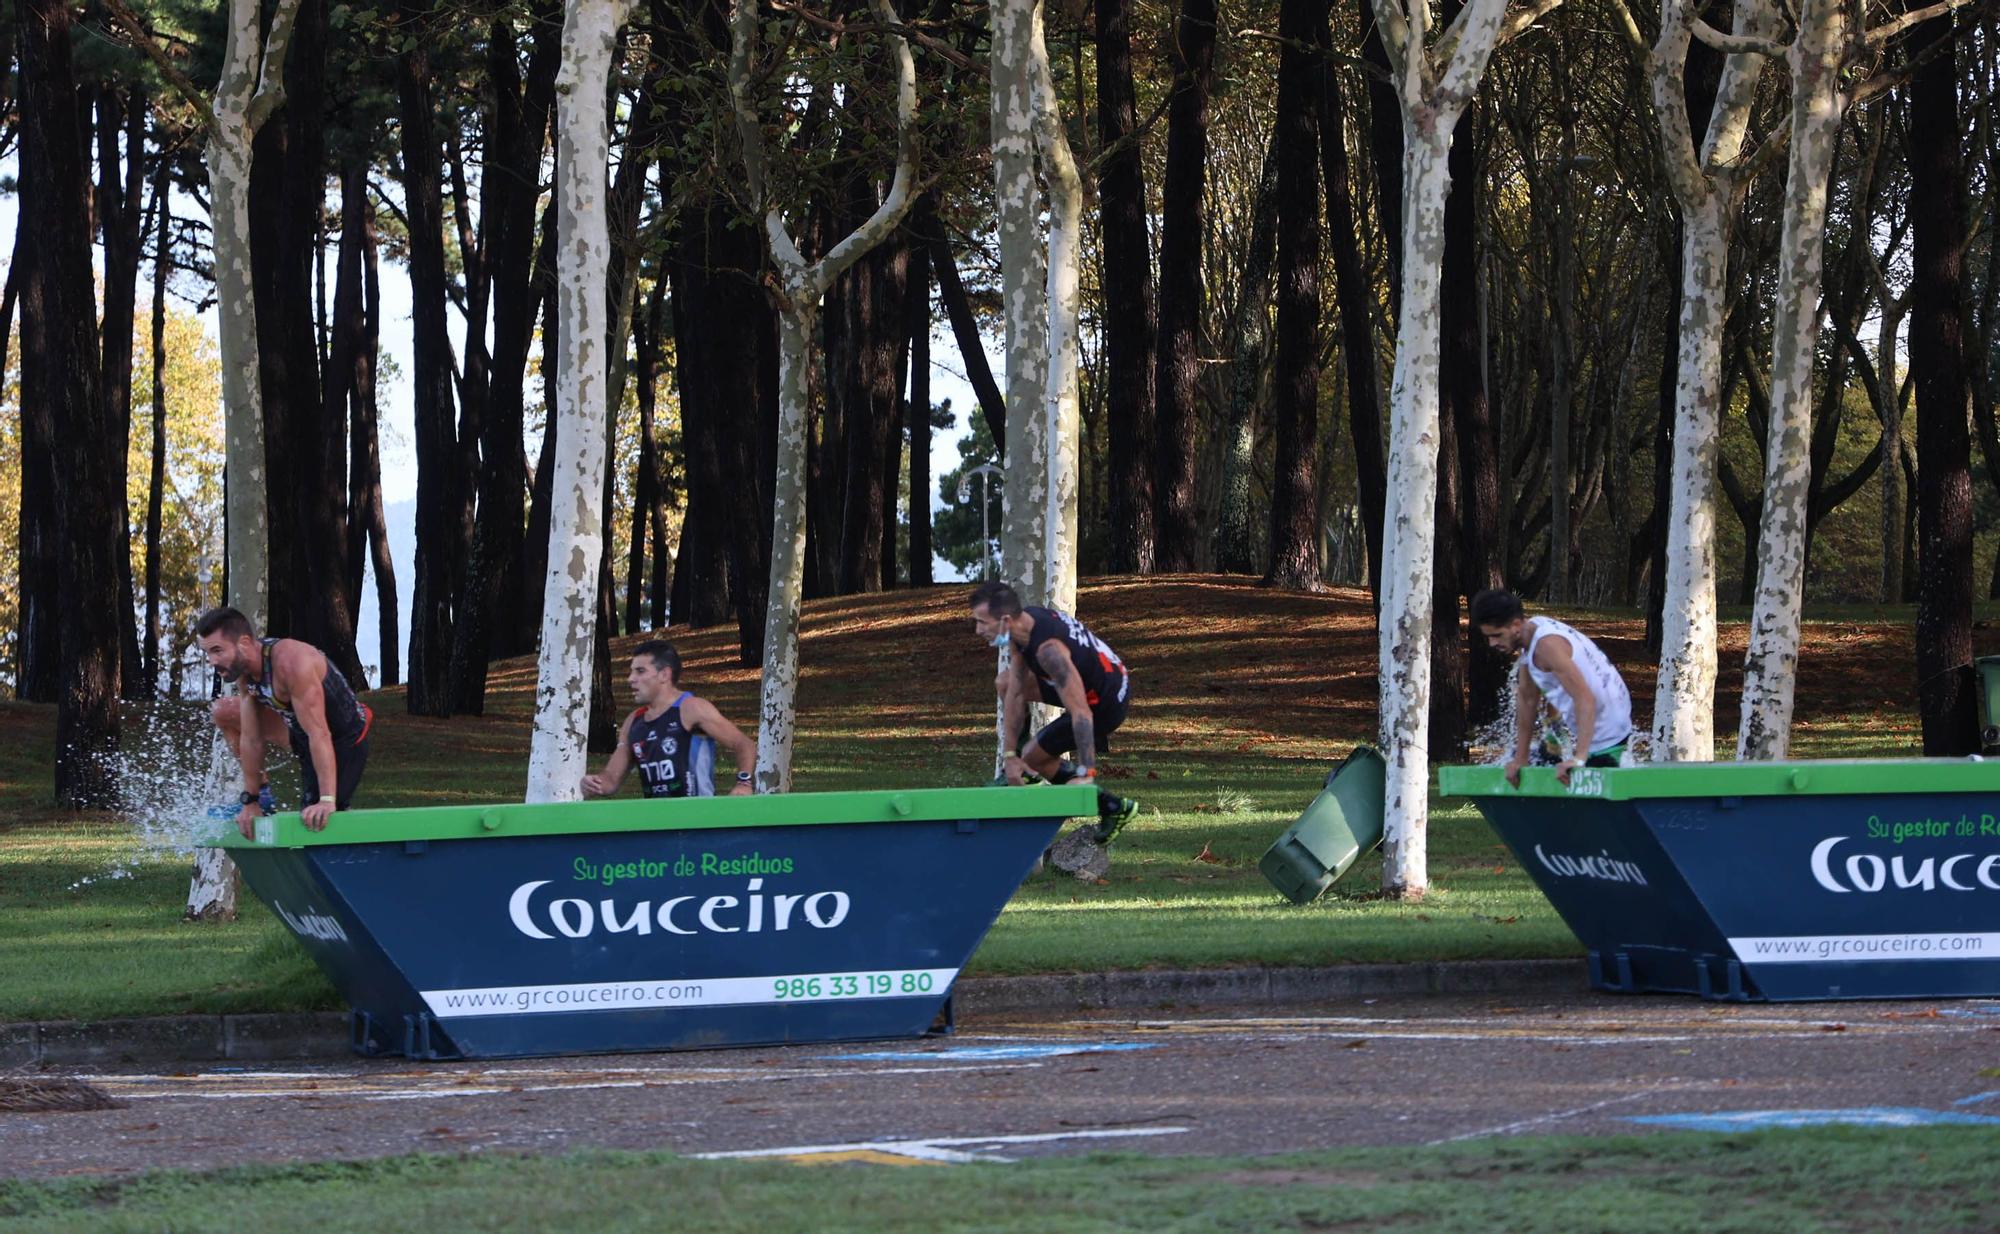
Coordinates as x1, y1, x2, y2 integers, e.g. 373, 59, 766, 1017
1439, 757, 2000, 802
205, 784, 1102, 849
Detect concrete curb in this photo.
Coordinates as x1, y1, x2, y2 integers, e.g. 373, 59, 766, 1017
5, 960, 1589, 1068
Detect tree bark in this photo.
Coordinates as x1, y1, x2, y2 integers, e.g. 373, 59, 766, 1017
13, 148, 59, 703
21, 0, 121, 805
1030, 1, 1083, 614
450, 0, 563, 711
96, 89, 148, 701
627, 273, 667, 631
396, 22, 462, 716
906, 207, 935, 587
145, 141, 170, 695
1907, 9, 1975, 755
1263, 0, 1323, 591
526, 0, 633, 802
1737, 0, 1849, 761
1096, 0, 1157, 573
1319, 50, 1386, 603
1151, 0, 1218, 571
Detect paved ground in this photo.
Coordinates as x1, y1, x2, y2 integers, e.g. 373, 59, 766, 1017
6, 991, 2000, 1177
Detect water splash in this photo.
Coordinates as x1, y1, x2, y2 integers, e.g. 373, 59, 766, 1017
68, 700, 296, 892
1463, 659, 1652, 767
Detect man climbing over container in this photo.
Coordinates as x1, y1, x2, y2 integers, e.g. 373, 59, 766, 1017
969, 581, 1140, 844
582, 641, 757, 799
196, 607, 373, 839
1471, 588, 1634, 787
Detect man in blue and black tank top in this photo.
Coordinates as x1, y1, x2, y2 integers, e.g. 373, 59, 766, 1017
197, 607, 374, 839
581, 641, 757, 799
970, 581, 1140, 843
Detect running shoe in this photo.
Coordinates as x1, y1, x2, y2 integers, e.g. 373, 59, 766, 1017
1090, 795, 1140, 845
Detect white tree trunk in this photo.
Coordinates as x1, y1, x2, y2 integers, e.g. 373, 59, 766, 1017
1369, 0, 1517, 899
755, 304, 816, 792
1029, 1, 1082, 615
991, 0, 1049, 608
189, 0, 299, 918
1736, 0, 1847, 761
1651, 198, 1728, 761
1644, 0, 1776, 762
731, 0, 919, 790
1376, 131, 1453, 900
525, 0, 632, 804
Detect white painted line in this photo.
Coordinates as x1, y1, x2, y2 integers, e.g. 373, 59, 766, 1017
692, 1125, 1189, 1163
90, 1061, 1045, 1103
1429, 1085, 1698, 1145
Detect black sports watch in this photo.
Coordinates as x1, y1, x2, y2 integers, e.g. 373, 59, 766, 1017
239, 790, 260, 806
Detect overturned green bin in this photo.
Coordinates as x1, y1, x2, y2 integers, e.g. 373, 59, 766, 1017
205, 785, 1098, 1059
1440, 759, 2000, 1002
1260, 747, 1386, 904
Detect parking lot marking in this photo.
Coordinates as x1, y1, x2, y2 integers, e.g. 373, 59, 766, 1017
693, 1126, 1191, 1165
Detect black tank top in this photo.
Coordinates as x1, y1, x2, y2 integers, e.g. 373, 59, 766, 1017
629, 693, 716, 798
1020, 607, 1128, 709
251, 638, 370, 745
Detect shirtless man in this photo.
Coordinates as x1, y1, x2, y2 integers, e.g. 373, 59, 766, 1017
197, 607, 372, 838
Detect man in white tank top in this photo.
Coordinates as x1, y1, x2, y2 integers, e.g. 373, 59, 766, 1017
1470, 589, 1634, 787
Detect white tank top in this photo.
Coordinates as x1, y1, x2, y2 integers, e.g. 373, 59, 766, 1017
1524, 618, 1633, 755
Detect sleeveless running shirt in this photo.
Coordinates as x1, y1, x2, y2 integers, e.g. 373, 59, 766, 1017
250, 638, 371, 745
1523, 618, 1632, 755
629, 692, 716, 798
1021, 607, 1129, 709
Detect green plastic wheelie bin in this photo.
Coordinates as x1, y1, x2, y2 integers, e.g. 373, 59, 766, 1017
1258, 746, 1387, 905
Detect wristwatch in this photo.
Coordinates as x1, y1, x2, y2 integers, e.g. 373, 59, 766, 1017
238, 790, 260, 806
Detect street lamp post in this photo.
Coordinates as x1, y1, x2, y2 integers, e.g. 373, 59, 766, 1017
956, 462, 1001, 581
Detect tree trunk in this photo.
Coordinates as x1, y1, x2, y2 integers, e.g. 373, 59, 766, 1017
929, 229, 1007, 449
1370, 0, 1517, 900
906, 209, 935, 587
1645, 0, 1772, 762
520, 194, 561, 653
732, 0, 918, 788
993, 0, 1050, 603
525, 0, 630, 801
145, 144, 170, 695
1444, 108, 1505, 726
349, 178, 397, 687
1150, 0, 1218, 571
13, 163, 60, 703
1907, 10, 1975, 755
838, 235, 911, 594
628, 274, 667, 631
1030, 2, 1083, 614
397, 29, 462, 716
1096, 0, 1157, 574
21, 0, 121, 805
95, 89, 148, 701
1215, 138, 1280, 576
450, 1, 563, 709
1319, 49, 1387, 603
1263, 0, 1322, 591
1736, 0, 1848, 761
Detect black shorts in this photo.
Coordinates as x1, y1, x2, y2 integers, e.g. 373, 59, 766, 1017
1031, 690, 1128, 759
289, 707, 373, 810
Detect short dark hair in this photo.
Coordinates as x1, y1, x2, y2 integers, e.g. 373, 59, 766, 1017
1469, 589, 1525, 629
194, 606, 256, 642
969, 580, 1023, 617
632, 640, 681, 683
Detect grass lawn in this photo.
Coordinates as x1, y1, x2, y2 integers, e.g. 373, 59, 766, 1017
0, 576, 1969, 1023
2, 1128, 1996, 1233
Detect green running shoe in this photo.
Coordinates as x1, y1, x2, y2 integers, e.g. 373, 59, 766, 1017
1091, 795, 1140, 845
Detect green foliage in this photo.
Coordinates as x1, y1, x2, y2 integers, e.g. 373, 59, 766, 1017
930, 402, 999, 580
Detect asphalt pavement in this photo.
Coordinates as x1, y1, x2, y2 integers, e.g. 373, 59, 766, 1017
7, 990, 2000, 1177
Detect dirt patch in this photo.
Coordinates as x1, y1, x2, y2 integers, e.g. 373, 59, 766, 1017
0, 1078, 119, 1114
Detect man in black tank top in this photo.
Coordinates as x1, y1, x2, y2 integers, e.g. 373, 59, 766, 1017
581, 640, 757, 799
196, 607, 373, 838
969, 581, 1140, 842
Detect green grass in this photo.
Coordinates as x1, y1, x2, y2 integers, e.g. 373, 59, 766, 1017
2, 1129, 1996, 1232
0, 578, 1940, 1023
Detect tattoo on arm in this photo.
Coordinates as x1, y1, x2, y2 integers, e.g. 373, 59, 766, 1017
1072, 714, 1096, 772
1035, 643, 1074, 689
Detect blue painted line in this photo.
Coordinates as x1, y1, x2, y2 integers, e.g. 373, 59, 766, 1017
1628, 1108, 2000, 1132
1951, 1091, 2000, 1107
1937, 1006, 2000, 1019
820, 1042, 1161, 1062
